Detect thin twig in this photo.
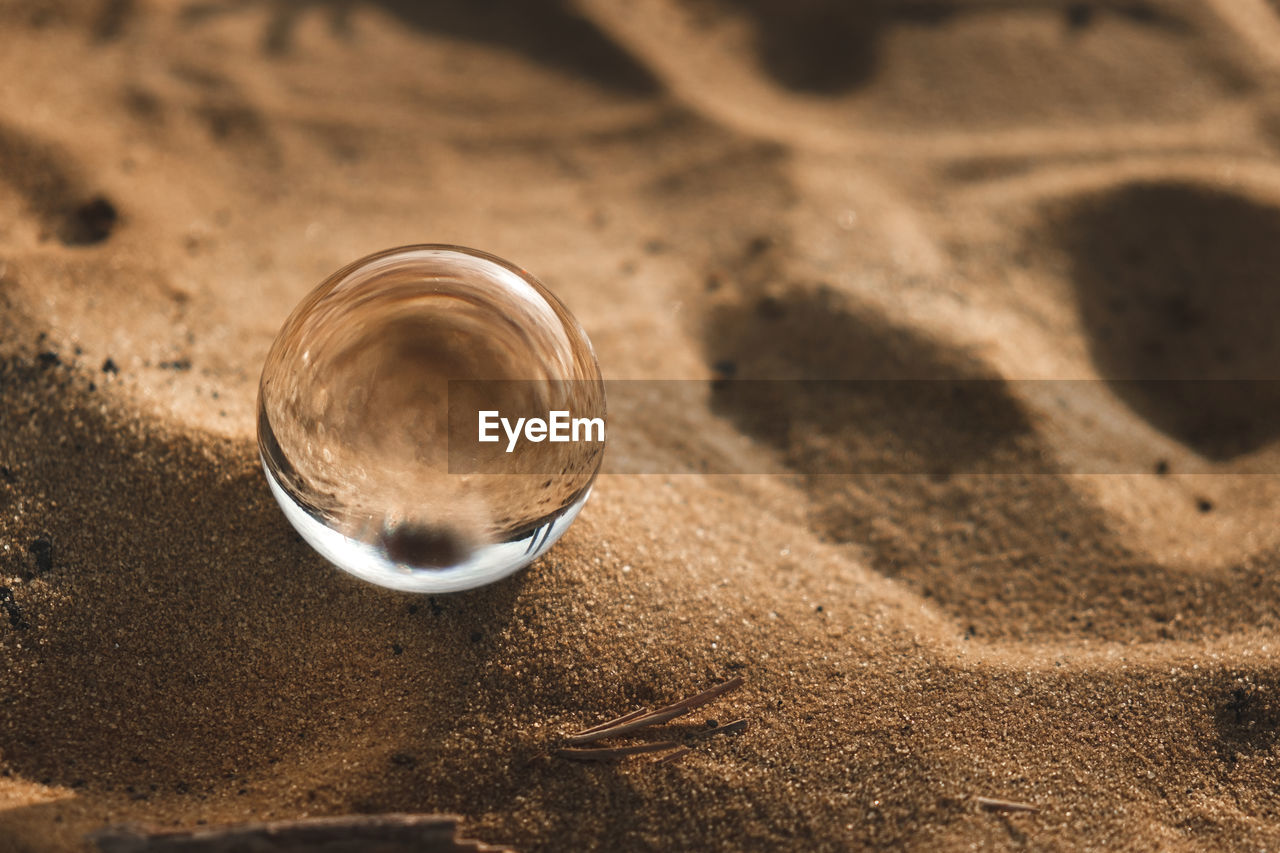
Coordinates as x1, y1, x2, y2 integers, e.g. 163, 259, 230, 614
565, 707, 686, 745
573, 708, 648, 737
92, 814, 512, 852
554, 741, 680, 762
648, 676, 745, 717
975, 796, 1039, 814
565, 677, 745, 745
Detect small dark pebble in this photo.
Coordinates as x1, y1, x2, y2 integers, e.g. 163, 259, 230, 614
0, 587, 26, 630
815, 605, 824, 613
0, 466, 14, 484
705, 719, 719, 729
29, 537, 53, 575
428, 597, 443, 616
59, 196, 118, 246
1155, 459, 1170, 476
756, 295, 786, 319
391, 643, 403, 655
407, 604, 419, 615
390, 753, 417, 768
102, 358, 119, 374
745, 235, 773, 257
469, 631, 482, 643
36, 351, 60, 368
1196, 498, 1214, 513
712, 360, 737, 378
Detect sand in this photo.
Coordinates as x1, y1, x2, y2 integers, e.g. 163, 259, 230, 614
3, 0, 1280, 849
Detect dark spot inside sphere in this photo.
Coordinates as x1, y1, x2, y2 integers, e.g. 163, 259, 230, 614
381, 523, 471, 569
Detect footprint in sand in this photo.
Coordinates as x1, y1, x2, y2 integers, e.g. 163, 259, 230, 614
180, 0, 659, 93
580, 0, 1255, 157
699, 236, 1280, 643
1056, 180, 1280, 461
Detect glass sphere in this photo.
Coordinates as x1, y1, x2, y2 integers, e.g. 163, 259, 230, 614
257, 245, 605, 592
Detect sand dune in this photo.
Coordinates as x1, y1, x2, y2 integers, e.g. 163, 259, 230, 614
2, 1, 1280, 850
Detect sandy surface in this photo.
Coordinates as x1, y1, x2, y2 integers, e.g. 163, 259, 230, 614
3, 0, 1280, 849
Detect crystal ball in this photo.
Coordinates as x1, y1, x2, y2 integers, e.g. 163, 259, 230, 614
257, 245, 605, 592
